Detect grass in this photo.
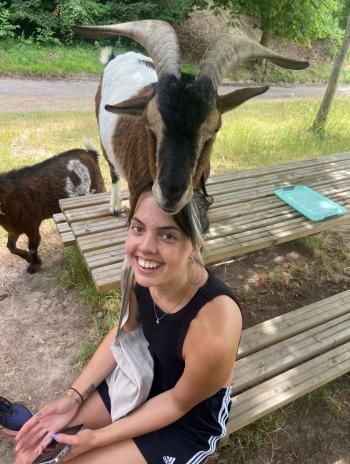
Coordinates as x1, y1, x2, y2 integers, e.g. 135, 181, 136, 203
0, 39, 199, 78
213, 97, 350, 172
1, 39, 349, 83
225, 61, 350, 85
1, 97, 350, 178
0, 40, 107, 78
0, 111, 109, 178
260, 233, 350, 290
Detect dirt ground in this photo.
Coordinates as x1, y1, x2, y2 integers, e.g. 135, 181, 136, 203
1, 222, 350, 463
0, 227, 92, 463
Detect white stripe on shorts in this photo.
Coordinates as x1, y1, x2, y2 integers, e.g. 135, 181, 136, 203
185, 386, 232, 464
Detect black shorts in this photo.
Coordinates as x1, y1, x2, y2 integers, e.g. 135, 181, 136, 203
97, 381, 231, 464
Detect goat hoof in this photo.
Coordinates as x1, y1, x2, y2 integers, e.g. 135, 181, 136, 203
110, 207, 122, 217
27, 264, 40, 274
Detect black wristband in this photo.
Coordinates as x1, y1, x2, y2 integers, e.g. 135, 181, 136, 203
69, 387, 84, 404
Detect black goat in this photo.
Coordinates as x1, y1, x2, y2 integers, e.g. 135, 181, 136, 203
0, 145, 105, 273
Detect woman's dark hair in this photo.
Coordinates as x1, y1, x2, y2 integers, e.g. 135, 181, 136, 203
127, 182, 210, 262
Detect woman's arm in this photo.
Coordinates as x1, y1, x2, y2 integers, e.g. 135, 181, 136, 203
16, 288, 140, 453
71, 325, 118, 400
61, 296, 242, 451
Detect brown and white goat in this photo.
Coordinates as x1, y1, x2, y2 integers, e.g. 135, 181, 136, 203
0, 145, 105, 273
75, 20, 308, 216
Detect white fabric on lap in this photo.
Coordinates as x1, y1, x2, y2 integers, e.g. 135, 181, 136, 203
106, 326, 154, 421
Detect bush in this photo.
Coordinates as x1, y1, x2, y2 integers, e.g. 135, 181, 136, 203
0, 3, 20, 38
58, 0, 106, 42
0, 0, 199, 45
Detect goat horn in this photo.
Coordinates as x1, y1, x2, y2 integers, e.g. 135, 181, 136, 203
197, 31, 309, 90
74, 20, 181, 79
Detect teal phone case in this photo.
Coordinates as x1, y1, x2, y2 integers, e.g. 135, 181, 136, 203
274, 185, 347, 222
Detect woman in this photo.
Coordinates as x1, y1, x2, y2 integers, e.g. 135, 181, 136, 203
15, 182, 242, 464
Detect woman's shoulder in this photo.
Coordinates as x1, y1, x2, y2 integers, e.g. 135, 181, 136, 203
185, 292, 242, 362
194, 270, 242, 340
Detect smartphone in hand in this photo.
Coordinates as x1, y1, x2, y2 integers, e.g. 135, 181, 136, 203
32, 424, 85, 464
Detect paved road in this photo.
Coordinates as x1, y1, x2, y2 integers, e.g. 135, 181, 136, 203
1, 77, 350, 112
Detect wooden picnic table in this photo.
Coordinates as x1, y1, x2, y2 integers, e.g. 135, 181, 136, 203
56, 152, 350, 292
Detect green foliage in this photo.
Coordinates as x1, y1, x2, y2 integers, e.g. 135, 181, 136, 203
157, 0, 198, 24
103, 1, 156, 23
0, 3, 20, 38
0, 0, 198, 45
338, 0, 350, 27
57, 0, 106, 41
202, 0, 344, 46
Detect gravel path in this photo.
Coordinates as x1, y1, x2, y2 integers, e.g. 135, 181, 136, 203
1, 77, 350, 112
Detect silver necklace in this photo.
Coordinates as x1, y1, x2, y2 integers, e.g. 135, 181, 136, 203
152, 261, 193, 325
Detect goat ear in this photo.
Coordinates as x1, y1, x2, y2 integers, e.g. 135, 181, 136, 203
105, 87, 155, 117
218, 85, 269, 114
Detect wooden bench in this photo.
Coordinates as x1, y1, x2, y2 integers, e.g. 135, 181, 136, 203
57, 152, 350, 292
228, 289, 350, 433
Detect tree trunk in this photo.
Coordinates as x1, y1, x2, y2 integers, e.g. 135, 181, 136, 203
310, 13, 350, 136
260, 30, 273, 71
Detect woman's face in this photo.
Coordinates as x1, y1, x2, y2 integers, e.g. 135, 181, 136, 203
126, 191, 194, 289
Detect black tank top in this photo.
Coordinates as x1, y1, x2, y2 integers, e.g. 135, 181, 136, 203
134, 269, 241, 394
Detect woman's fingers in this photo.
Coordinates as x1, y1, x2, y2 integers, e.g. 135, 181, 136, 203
23, 423, 49, 452
35, 431, 55, 455
16, 413, 41, 441
16, 446, 42, 464
16, 422, 47, 452
54, 432, 79, 446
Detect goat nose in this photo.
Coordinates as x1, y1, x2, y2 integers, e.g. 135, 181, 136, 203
160, 182, 186, 202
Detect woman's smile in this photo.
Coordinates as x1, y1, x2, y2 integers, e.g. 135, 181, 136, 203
136, 256, 164, 271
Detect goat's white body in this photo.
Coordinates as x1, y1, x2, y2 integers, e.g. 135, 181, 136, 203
99, 51, 157, 213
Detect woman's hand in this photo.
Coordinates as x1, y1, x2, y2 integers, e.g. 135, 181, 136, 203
15, 395, 80, 453
50, 428, 97, 460
13, 447, 41, 464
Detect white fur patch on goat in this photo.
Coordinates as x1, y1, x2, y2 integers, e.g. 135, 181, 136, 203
99, 52, 157, 176
65, 160, 91, 197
